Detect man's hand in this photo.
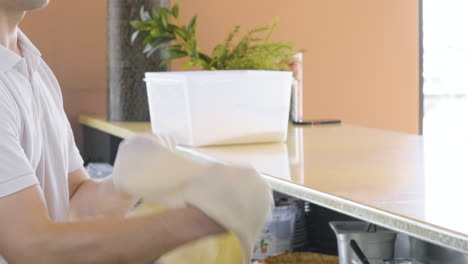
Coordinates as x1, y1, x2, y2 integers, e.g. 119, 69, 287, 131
0, 185, 225, 264
68, 133, 176, 220
112, 133, 193, 208
68, 167, 139, 220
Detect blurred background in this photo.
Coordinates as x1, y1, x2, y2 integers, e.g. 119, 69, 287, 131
21, 0, 420, 149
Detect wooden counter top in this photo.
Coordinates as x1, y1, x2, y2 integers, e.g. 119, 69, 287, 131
79, 115, 151, 138
79, 115, 468, 254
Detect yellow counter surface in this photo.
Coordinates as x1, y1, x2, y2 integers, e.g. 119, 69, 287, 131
79, 115, 468, 254
79, 115, 151, 138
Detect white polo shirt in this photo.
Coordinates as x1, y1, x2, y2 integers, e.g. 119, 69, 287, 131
0, 30, 84, 224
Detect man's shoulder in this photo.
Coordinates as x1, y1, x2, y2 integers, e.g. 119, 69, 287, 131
35, 59, 64, 103
0, 75, 22, 121
0, 76, 14, 101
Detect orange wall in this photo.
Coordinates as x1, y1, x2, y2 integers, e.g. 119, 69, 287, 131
20, 0, 420, 151
174, 0, 420, 134
21, 0, 107, 148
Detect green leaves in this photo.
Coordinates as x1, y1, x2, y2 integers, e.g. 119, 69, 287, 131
219, 19, 296, 71
213, 44, 227, 58
130, 20, 147, 31
130, 5, 298, 70
173, 27, 187, 39
160, 50, 188, 65
188, 16, 197, 34
150, 28, 161, 37
171, 4, 180, 18
140, 6, 151, 21
131, 31, 140, 43
182, 60, 194, 70
130, 6, 185, 58
159, 8, 169, 29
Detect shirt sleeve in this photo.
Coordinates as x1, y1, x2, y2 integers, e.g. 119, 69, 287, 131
65, 119, 84, 174
0, 90, 39, 198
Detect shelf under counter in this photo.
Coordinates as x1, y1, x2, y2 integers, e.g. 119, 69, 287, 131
79, 115, 468, 254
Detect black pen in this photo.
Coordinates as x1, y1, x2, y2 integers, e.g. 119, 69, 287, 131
311, 120, 341, 125
293, 120, 341, 125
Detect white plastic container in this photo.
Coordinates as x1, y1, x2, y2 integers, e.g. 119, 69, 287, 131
253, 204, 298, 260
145, 70, 293, 147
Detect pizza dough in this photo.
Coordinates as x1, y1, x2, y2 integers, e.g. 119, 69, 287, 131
128, 202, 244, 264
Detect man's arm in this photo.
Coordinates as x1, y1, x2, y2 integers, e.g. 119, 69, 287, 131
0, 186, 225, 264
68, 168, 138, 220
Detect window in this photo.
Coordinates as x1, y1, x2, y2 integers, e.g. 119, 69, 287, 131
423, 0, 468, 138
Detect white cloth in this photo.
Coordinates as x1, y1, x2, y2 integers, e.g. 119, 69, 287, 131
185, 164, 273, 264
113, 134, 272, 264
0, 31, 83, 218
113, 133, 205, 208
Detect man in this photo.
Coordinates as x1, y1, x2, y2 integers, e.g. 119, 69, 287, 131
0, 1, 245, 263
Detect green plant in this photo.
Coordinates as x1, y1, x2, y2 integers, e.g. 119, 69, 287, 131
130, 4, 298, 71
